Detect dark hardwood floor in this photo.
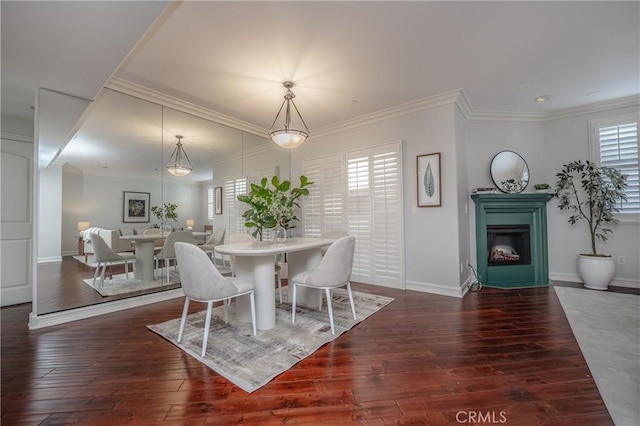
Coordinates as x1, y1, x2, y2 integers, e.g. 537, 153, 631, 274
2, 259, 618, 425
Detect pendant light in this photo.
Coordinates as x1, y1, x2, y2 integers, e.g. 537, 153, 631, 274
166, 135, 193, 177
269, 81, 310, 149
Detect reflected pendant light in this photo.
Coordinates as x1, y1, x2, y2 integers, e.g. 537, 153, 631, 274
166, 135, 193, 177
269, 81, 310, 149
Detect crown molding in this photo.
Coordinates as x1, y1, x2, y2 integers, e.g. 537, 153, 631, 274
543, 95, 640, 121
312, 89, 464, 138
456, 90, 546, 121
105, 78, 268, 137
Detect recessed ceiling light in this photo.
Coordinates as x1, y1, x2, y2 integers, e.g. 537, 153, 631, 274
534, 95, 551, 103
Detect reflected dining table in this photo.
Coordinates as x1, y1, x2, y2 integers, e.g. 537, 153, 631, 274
215, 237, 336, 330
120, 231, 211, 283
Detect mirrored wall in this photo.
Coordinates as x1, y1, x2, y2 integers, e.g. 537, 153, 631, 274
36, 88, 290, 315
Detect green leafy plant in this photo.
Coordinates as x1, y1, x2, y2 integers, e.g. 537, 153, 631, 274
555, 160, 627, 256
534, 183, 550, 190
151, 202, 179, 226
237, 175, 313, 240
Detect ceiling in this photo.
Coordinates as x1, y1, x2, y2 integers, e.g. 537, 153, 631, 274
2, 1, 639, 181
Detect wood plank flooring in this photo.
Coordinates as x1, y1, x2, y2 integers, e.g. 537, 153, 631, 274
2, 259, 617, 424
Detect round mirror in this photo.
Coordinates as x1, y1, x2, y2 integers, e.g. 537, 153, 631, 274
490, 151, 530, 193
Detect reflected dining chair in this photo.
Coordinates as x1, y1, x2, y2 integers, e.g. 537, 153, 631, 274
229, 233, 283, 303
198, 228, 226, 264
174, 242, 256, 357
89, 233, 136, 288
155, 230, 196, 281
291, 236, 356, 334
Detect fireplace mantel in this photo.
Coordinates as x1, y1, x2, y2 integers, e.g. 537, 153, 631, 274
471, 193, 554, 288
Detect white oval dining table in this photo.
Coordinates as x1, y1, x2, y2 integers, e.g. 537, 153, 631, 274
215, 237, 335, 330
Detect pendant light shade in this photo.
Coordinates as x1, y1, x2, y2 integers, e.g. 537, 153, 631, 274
269, 81, 310, 149
166, 135, 193, 177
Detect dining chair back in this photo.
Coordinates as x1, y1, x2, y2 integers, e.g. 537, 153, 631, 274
155, 230, 196, 280
174, 242, 256, 356
291, 236, 356, 334
90, 233, 135, 288
199, 228, 226, 264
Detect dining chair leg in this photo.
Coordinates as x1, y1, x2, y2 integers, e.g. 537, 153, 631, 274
223, 299, 229, 324
325, 288, 335, 334
177, 298, 190, 343
92, 263, 100, 285
124, 261, 129, 279
291, 284, 298, 324
99, 264, 107, 288
346, 282, 356, 320
249, 292, 257, 336
201, 301, 213, 357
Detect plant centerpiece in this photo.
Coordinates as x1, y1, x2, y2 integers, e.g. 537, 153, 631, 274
151, 202, 179, 230
534, 183, 551, 192
555, 160, 627, 290
237, 175, 313, 240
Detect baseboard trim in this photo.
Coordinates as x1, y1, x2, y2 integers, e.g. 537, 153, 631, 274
406, 280, 466, 298
29, 289, 185, 329
550, 273, 640, 289
37, 256, 62, 264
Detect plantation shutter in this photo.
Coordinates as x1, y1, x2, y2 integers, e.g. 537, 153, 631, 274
598, 120, 639, 213
301, 142, 403, 288
224, 176, 247, 242
207, 187, 214, 221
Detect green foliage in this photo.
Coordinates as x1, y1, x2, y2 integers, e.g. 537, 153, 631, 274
237, 175, 313, 240
534, 183, 551, 190
555, 160, 627, 255
424, 163, 435, 197
151, 203, 179, 224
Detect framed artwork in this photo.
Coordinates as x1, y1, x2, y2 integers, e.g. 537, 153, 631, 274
417, 153, 442, 207
123, 191, 150, 222
215, 186, 223, 215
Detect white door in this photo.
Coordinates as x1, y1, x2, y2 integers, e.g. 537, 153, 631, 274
1, 137, 34, 306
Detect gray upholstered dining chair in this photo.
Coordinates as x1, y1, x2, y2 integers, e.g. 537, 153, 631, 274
155, 230, 196, 281
89, 233, 136, 288
198, 227, 226, 264
174, 242, 256, 357
229, 233, 283, 303
291, 236, 356, 334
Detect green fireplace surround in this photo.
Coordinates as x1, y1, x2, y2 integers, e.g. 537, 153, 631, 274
471, 193, 554, 288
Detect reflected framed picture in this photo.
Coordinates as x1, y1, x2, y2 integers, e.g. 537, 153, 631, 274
123, 191, 150, 222
417, 152, 441, 207
215, 186, 223, 215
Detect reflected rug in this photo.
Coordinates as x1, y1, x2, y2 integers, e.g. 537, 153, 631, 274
554, 286, 639, 426
82, 269, 181, 296
148, 288, 394, 393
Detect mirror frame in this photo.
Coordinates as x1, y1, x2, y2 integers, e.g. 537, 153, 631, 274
490, 150, 530, 194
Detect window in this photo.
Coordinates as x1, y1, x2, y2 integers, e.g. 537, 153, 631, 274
207, 187, 214, 221
302, 142, 403, 287
590, 115, 639, 213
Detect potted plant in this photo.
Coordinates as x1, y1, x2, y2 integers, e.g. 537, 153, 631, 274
237, 175, 313, 240
534, 183, 551, 193
151, 202, 179, 231
555, 160, 627, 290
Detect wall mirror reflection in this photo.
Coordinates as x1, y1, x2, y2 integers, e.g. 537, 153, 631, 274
36, 88, 289, 316
490, 150, 530, 194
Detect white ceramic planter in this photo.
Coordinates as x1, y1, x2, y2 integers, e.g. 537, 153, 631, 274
577, 254, 615, 290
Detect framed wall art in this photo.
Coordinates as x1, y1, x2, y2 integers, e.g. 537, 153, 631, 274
417, 152, 441, 207
123, 191, 150, 222
215, 186, 223, 215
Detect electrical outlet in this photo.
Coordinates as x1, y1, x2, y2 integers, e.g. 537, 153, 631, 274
616, 255, 625, 265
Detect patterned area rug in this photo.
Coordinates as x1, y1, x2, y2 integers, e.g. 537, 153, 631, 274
82, 269, 181, 296
148, 288, 394, 393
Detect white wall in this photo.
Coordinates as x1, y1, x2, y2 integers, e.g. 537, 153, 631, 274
1, 114, 34, 137
291, 103, 467, 296
61, 171, 204, 255
38, 165, 63, 262
544, 105, 640, 287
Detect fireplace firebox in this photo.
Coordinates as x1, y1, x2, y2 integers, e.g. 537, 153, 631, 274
487, 225, 530, 266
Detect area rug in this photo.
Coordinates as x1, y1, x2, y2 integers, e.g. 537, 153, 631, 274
148, 288, 394, 393
82, 269, 181, 296
73, 255, 99, 267
554, 286, 640, 426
